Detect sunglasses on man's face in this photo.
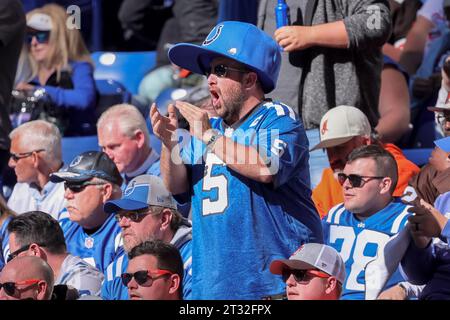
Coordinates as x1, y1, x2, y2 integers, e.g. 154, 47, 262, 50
281, 269, 330, 283
114, 207, 157, 223
63, 181, 106, 193
26, 31, 50, 44
204, 64, 248, 78
121, 269, 173, 287
0, 279, 40, 296
337, 173, 384, 188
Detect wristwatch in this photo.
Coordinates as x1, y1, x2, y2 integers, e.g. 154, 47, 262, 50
205, 129, 222, 150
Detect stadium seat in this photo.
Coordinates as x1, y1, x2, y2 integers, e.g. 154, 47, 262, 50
402, 148, 433, 167
91, 51, 157, 95
95, 79, 132, 119
62, 135, 99, 165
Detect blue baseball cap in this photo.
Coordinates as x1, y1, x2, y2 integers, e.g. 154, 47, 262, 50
104, 175, 177, 214
168, 21, 281, 93
434, 136, 450, 152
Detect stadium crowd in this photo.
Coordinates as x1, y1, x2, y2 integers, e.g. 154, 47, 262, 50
0, 0, 450, 300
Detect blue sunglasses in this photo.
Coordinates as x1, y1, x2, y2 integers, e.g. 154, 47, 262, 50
26, 31, 50, 44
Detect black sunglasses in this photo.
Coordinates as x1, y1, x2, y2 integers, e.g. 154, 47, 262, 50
9, 149, 45, 162
204, 64, 248, 78
64, 181, 106, 193
281, 269, 330, 283
7, 243, 46, 263
0, 279, 40, 296
282, 269, 308, 283
26, 30, 50, 44
121, 269, 172, 287
337, 173, 385, 188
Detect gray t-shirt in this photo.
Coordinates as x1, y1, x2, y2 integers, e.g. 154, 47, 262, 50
258, 0, 307, 115
56, 254, 104, 297
258, 0, 391, 129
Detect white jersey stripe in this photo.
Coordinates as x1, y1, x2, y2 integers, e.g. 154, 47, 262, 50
391, 205, 411, 234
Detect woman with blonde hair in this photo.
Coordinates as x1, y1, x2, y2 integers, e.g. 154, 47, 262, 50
15, 4, 96, 136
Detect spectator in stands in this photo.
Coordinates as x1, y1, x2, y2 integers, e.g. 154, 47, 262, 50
401, 198, 450, 299
151, 21, 322, 299
258, 0, 391, 188
0, 255, 53, 300
405, 134, 450, 207
49, 151, 123, 273
7, 120, 64, 219
382, 0, 423, 62
393, 0, 449, 75
15, 4, 96, 136
0, 196, 14, 271
322, 144, 411, 299
431, 56, 450, 138
7, 211, 104, 298
101, 174, 192, 300
311, 106, 419, 218
97, 104, 160, 187
270, 243, 345, 300
0, 0, 25, 184
123, 240, 183, 300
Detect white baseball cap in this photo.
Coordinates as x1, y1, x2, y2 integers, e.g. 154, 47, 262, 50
270, 243, 346, 284
310, 106, 372, 151
27, 13, 53, 31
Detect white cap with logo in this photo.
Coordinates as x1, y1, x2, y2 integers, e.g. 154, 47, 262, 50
310, 105, 372, 151
270, 243, 346, 284
27, 13, 53, 31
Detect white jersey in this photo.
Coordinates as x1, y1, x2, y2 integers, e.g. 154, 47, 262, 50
7, 181, 65, 219
56, 254, 104, 297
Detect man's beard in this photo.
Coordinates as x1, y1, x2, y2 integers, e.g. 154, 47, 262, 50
221, 85, 246, 125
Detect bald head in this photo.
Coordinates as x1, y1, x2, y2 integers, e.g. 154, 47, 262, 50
0, 256, 54, 300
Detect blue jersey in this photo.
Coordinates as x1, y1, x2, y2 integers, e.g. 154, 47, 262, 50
0, 216, 12, 271
178, 100, 323, 299
58, 209, 123, 273
322, 199, 410, 300
101, 239, 193, 300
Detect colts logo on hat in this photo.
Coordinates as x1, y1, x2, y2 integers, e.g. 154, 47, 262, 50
124, 180, 136, 196
321, 119, 329, 136
203, 25, 223, 46
292, 244, 305, 257
70, 155, 82, 167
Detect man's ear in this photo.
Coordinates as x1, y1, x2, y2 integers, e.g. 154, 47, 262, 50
160, 209, 173, 231
134, 130, 146, 149
243, 72, 258, 90
325, 276, 338, 294
168, 274, 181, 295
379, 177, 393, 195
36, 281, 48, 300
29, 243, 45, 259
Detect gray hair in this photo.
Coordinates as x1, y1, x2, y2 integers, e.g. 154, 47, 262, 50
9, 120, 62, 166
96, 104, 150, 145
93, 177, 122, 200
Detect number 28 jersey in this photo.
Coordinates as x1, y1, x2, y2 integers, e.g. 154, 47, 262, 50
178, 100, 323, 299
322, 199, 411, 300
